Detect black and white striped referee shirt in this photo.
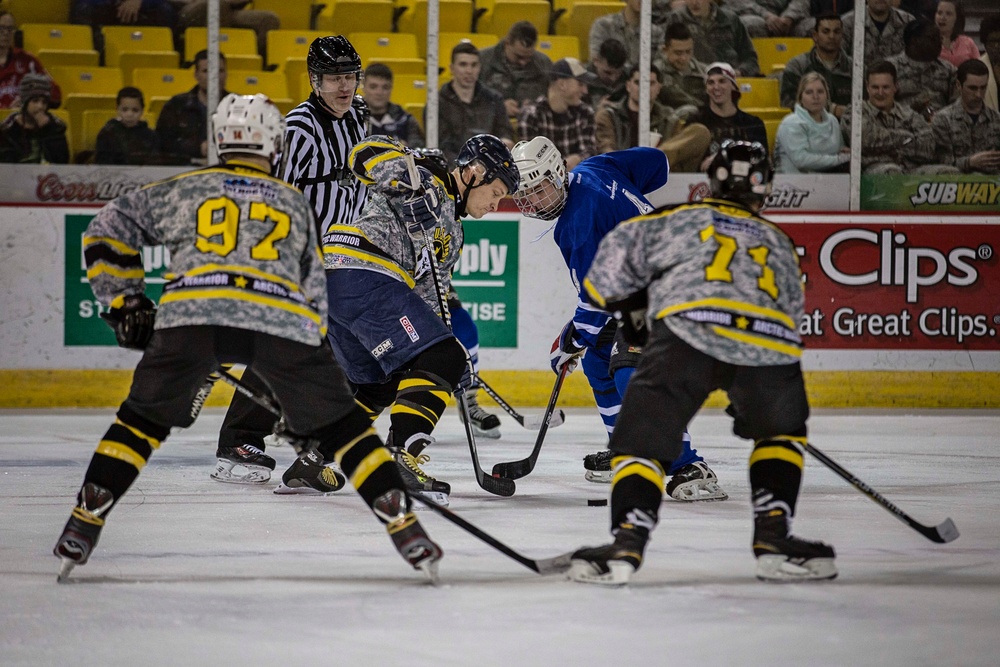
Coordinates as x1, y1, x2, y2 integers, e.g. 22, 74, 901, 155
281, 94, 368, 235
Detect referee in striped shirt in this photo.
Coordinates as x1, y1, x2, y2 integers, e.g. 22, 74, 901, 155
210, 36, 371, 488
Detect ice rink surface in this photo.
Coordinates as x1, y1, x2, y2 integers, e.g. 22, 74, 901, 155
1, 406, 998, 667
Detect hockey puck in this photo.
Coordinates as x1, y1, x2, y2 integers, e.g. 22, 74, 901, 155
587, 498, 608, 507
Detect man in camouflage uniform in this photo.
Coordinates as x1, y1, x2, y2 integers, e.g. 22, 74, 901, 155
53, 94, 443, 582
932, 59, 1000, 174
658, 22, 709, 121
568, 140, 835, 586
841, 61, 959, 174
842, 0, 914, 64
887, 18, 958, 119
728, 0, 813, 38
780, 12, 853, 118
663, 0, 761, 77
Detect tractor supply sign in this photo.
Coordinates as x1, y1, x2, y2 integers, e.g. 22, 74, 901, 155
862, 174, 1000, 212
452, 218, 519, 348
780, 219, 999, 349
64, 214, 169, 346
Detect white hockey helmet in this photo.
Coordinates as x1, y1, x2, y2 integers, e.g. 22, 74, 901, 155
212, 93, 286, 173
510, 136, 568, 220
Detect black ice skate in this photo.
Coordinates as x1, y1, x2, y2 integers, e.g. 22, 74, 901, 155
393, 436, 451, 507
373, 489, 443, 582
753, 514, 837, 582
583, 449, 613, 483
273, 450, 347, 495
666, 461, 729, 501
568, 527, 648, 586
53, 483, 114, 582
458, 389, 501, 439
211, 444, 276, 484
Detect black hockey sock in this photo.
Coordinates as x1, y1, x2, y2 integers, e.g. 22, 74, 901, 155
749, 437, 805, 523
389, 339, 465, 454
609, 455, 664, 540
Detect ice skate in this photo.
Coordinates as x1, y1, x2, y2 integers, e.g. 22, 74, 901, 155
373, 489, 443, 582
583, 449, 613, 483
210, 444, 276, 484
53, 483, 114, 582
666, 461, 729, 501
753, 515, 837, 582
273, 450, 347, 495
458, 389, 501, 438
568, 527, 648, 586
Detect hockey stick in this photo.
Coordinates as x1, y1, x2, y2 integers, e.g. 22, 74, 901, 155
216, 368, 282, 417
407, 490, 571, 574
474, 373, 566, 431
458, 390, 516, 496
491, 364, 569, 480
804, 442, 959, 544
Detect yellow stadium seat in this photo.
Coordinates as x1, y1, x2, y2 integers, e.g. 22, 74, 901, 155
101, 26, 176, 68
752, 37, 813, 76
80, 108, 117, 157
132, 67, 196, 101
737, 77, 780, 109
476, 0, 550, 41
316, 1, 394, 40
764, 117, 781, 154
744, 107, 788, 121
535, 34, 579, 63
383, 74, 428, 107
286, 58, 310, 100
405, 102, 424, 131
396, 0, 474, 56
20, 23, 92, 52
554, 1, 623, 60
228, 71, 292, 112
38, 49, 100, 67
6, 0, 71, 25
184, 27, 262, 70
120, 52, 181, 85
49, 66, 123, 96
349, 32, 420, 62
438, 32, 498, 63
366, 57, 426, 75
266, 29, 327, 70
248, 0, 313, 30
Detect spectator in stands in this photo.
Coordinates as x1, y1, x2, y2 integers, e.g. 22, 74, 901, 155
438, 42, 513, 164
934, 0, 978, 67
363, 63, 424, 148
695, 61, 768, 168
840, 60, 957, 173
176, 0, 279, 58
157, 49, 229, 165
729, 0, 813, 38
663, 0, 760, 76
931, 59, 1000, 173
775, 72, 850, 172
979, 15, 1000, 111
887, 17, 957, 120
659, 21, 708, 120
841, 0, 914, 64
780, 12, 853, 118
478, 21, 552, 121
589, 0, 666, 68
518, 57, 597, 170
95, 86, 159, 165
70, 0, 174, 30
0, 74, 68, 163
595, 64, 711, 171
0, 11, 62, 109
587, 38, 628, 109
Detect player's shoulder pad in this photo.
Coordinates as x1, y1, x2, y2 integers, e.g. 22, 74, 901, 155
348, 135, 408, 184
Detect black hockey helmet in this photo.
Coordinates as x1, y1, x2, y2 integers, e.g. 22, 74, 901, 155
708, 140, 773, 208
456, 134, 520, 195
307, 35, 362, 77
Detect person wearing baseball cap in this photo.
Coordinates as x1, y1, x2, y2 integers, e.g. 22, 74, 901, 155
0, 73, 69, 163
694, 61, 768, 170
517, 57, 598, 170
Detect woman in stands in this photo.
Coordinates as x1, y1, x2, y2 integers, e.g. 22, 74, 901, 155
774, 72, 849, 173
934, 0, 979, 67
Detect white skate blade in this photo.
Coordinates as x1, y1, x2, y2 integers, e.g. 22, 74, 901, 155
584, 469, 613, 484
568, 559, 635, 586
272, 483, 341, 496
210, 459, 272, 485
408, 491, 450, 509
57, 558, 76, 583
668, 478, 728, 502
755, 555, 837, 582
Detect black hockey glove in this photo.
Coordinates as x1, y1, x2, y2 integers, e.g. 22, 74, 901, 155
607, 290, 649, 347
100, 293, 157, 350
401, 185, 441, 234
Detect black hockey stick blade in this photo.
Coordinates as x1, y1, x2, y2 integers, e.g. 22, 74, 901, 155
458, 392, 516, 496
475, 374, 564, 431
408, 490, 573, 575
492, 365, 569, 480
804, 442, 959, 544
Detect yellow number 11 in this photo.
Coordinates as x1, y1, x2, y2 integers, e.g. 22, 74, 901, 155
699, 226, 779, 300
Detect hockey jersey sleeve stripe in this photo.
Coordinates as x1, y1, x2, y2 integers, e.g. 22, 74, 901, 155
158, 288, 323, 325
86, 262, 145, 281
657, 297, 796, 331
711, 326, 803, 358
83, 235, 140, 256
84, 244, 143, 272
324, 246, 416, 287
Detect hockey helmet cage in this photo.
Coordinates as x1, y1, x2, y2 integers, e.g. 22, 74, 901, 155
212, 93, 286, 172
708, 140, 773, 207
510, 136, 568, 220
456, 134, 520, 195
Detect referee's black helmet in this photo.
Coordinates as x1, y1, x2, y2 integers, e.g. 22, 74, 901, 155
307, 36, 362, 77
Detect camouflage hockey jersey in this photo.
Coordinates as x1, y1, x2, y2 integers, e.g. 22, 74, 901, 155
324, 136, 462, 311
84, 160, 328, 346
583, 198, 804, 366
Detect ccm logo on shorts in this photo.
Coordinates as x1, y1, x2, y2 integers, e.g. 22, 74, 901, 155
371, 338, 394, 359
400, 316, 420, 342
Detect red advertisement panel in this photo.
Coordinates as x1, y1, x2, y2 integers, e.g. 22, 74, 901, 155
779, 222, 1000, 350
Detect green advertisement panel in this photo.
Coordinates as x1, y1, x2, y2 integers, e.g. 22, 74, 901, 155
64, 214, 168, 346
862, 174, 1000, 212
452, 218, 519, 348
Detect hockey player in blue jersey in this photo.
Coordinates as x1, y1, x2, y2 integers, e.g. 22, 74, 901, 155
510, 136, 727, 501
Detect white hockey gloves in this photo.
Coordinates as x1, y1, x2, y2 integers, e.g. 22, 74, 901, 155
550, 321, 586, 375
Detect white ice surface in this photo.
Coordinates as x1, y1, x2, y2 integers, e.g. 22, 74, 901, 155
1, 407, 998, 667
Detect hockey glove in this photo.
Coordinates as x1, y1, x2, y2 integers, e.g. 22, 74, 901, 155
100, 293, 156, 350
607, 290, 649, 347
550, 321, 586, 375
401, 185, 442, 234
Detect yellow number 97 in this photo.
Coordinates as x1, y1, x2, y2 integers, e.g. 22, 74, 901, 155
196, 196, 240, 256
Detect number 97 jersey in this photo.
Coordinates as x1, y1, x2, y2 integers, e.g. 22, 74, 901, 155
583, 198, 805, 367
84, 162, 329, 347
